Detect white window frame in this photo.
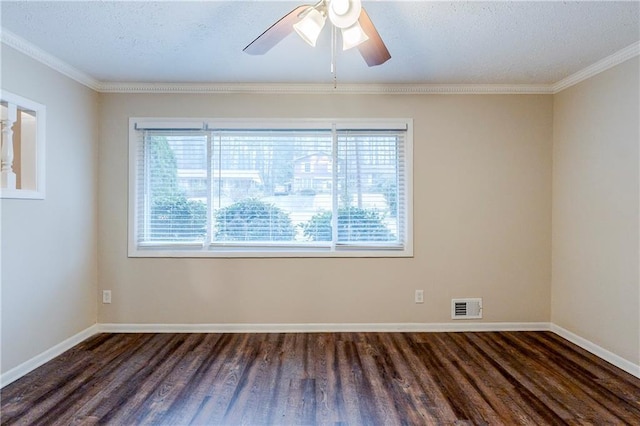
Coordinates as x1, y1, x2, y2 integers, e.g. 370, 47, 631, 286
128, 117, 413, 258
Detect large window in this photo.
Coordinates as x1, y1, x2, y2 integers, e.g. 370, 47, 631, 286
129, 118, 412, 257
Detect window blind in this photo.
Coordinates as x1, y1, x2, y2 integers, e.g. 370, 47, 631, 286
210, 130, 332, 245
138, 130, 208, 245
336, 130, 404, 247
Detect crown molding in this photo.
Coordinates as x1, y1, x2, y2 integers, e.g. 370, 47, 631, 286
552, 40, 640, 93
2, 25, 637, 95
96, 81, 554, 95
1, 28, 101, 91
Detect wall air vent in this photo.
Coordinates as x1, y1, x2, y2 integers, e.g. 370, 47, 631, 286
451, 298, 482, 319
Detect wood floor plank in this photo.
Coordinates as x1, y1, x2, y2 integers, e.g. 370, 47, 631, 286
466, 332, 579, 424
335, 340, 370, 425
2, 331, 639, 425
487, 332, 629, 424
80, 334, 187, 423
512, 332, 640, 423
188, 333, 259, 425
363, 333, 438, 425
122, 334, 218, 425
2, 333, 158, 425
434, 333, 537, 425
393, 333, 461, 423
447, 332, 555, 425
246, 334, 287, 425
353, 340, 403, 425
418, 334, 504, 424
312, 333, 339, 425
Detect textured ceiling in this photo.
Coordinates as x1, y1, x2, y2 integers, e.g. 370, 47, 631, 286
1, 1, 639, 85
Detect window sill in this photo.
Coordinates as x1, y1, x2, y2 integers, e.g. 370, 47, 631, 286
128, 245, 413, 259
0, 189, 45, 200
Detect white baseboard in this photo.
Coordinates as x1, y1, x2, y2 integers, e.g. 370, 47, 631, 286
0, 324, 100, 388
550, 324, 640, 379
4, 322, 637, 388
3, 322, 547, 388
97, 321, 551, 334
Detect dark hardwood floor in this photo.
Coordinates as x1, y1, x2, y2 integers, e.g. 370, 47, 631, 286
2, 331, 639, 425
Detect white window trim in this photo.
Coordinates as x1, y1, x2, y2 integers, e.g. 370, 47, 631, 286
128, 117, 413, 258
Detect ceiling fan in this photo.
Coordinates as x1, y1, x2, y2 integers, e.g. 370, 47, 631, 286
243, 0, 391, 67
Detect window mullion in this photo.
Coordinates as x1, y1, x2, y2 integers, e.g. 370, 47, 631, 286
331, 125, 338, 249
205, 132, 213, 249
142, 131, 150, 242
212, 132, 223, 245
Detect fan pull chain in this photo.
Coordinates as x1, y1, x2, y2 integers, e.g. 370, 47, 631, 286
331, 24, 337, 88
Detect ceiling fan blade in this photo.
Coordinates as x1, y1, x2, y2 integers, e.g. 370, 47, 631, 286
243, 5, 310, 55
357, 7, 391, 66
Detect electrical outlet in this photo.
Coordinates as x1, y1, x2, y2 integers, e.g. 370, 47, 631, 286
102, 290, 112, 304
415, 289, 424, 304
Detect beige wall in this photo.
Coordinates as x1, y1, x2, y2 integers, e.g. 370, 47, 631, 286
1, 45, 99, 373
98, 93, 552, 325
552, 57, 640, 365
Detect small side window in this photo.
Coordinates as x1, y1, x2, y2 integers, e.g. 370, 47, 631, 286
1, 91, 46, 200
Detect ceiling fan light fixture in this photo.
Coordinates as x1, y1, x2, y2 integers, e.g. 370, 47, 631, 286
243, 0, 390, 68
341, 20, 369, 50
293, 7, 326, 46
328, 0, 362, 28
